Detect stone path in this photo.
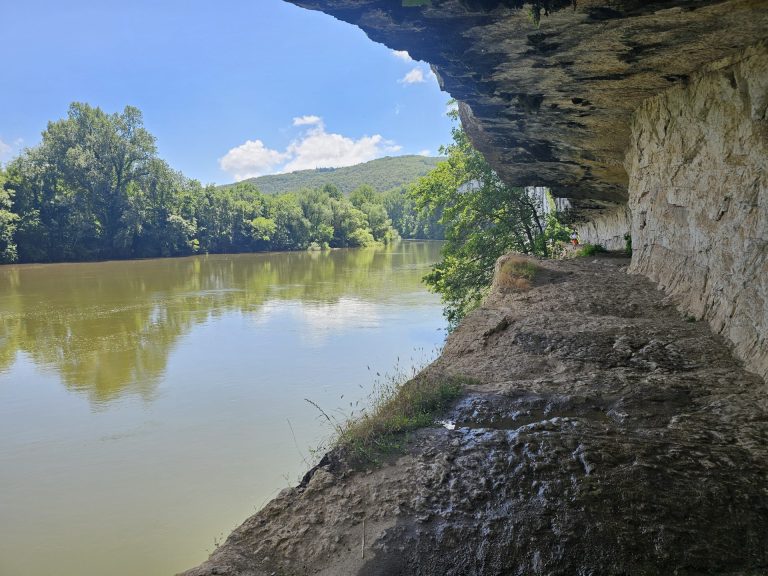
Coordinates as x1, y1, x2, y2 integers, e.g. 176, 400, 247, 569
183, 254, 768, 576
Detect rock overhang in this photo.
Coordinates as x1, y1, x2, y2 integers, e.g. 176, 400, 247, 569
286, 0, 768, 203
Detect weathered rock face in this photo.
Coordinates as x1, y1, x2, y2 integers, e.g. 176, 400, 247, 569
574, 204, 630, 251
288, 0, 768, 202
286, 0, 768, 379
628, 42, 768, 379
182, 5, 767, 574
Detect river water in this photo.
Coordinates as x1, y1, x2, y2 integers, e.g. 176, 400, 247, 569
0, 241, 445, 576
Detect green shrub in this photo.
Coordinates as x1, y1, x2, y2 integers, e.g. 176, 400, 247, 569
576, 243, 607, 257
624, 233, 632, 256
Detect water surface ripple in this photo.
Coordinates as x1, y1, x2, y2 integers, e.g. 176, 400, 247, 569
0, 242, 445, 576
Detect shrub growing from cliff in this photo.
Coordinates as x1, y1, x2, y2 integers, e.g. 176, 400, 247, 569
497, 256, 538, 292
410, 106, 559, 327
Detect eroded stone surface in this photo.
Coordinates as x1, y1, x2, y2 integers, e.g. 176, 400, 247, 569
287, 0, 768, 202
283, 0, 768, 378
182, 255, 768, 576
574, 204, 630, 250
627, 42, 768, 379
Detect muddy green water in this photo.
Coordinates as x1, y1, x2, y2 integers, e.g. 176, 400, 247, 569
0, 241, 445, 576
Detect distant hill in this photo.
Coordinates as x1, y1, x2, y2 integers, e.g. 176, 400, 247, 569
225, 155, 442, 195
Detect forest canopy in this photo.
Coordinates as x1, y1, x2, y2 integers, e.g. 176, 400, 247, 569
228, 155, 441, 196
0, 103, 443, 264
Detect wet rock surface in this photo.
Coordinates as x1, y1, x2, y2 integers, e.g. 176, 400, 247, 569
182, 255, 768, 576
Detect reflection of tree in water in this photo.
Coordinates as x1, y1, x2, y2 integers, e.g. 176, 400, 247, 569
0, 242, 442, 405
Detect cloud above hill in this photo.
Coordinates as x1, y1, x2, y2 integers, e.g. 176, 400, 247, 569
219, 117, 401, 181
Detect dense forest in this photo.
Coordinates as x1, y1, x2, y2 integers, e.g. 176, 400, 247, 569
0, 103, 443, 264
229, 155, 442, 196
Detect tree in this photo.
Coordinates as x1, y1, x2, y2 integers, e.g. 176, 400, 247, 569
2, 103, 454, 264
0, 168, 19, 263
410, 107, 551, 327
7, 103, 158, 260
43, 103, 157, 257
268, 194, 311, 250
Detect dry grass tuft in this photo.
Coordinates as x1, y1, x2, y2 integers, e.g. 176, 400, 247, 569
496, 256, 538, 292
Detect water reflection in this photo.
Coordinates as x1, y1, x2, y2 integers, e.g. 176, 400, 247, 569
0, 242, 442, 405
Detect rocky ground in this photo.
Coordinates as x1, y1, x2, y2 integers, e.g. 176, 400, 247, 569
182, 254, 768, 576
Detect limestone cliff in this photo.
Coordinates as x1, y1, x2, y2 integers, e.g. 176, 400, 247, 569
627, 42, 767, 379
287, 0, 768, 378
289, 0, 767, 201
182, 3, 768, 574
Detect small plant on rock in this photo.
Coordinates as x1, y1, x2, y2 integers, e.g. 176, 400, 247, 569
337, 374, 466, 464
576, 243, 607, 257
624, 233, 632, 256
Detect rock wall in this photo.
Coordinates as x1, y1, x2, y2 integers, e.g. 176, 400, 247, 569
288, 0, 768, 202
627, 42, 768, 379
574, 205, 631, 251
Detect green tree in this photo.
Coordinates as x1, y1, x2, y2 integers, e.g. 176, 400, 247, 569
7, 103, 158, 260
2, 103, 454, 264
329, 198, 369, 247
410, 108, 549, 327
0, 168, 19, 263
268, 194, 311, 250
44, 103, 157, 257
298, 188, 335, 245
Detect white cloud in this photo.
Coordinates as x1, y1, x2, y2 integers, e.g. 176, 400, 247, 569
417, 149, 431, 157
392, 50, 413, 62
218, 139, 289, 181
219, 117, 402, 181
399, 67, 426, 84
284, 130, 400, 173
292, 115, 323, 127
0, 138, 10, 162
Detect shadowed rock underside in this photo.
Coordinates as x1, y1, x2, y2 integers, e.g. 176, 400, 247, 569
287, 0, 768, 203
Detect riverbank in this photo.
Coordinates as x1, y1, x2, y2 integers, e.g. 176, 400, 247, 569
183, 253, 768, 576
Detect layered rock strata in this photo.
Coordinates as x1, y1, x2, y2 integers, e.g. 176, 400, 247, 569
574, 204, 630, 251
628, 42, 768, 378
287, 0, 767, 378
289, 0, 768, 202
183, 255, 768, 576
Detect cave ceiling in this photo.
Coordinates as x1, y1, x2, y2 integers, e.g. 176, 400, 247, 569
286, 0, 768, 204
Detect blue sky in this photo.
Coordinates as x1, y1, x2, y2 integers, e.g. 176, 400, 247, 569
0, 0, 453, 184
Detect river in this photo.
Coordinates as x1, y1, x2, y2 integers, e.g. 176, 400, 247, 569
0, 241, 445, 576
